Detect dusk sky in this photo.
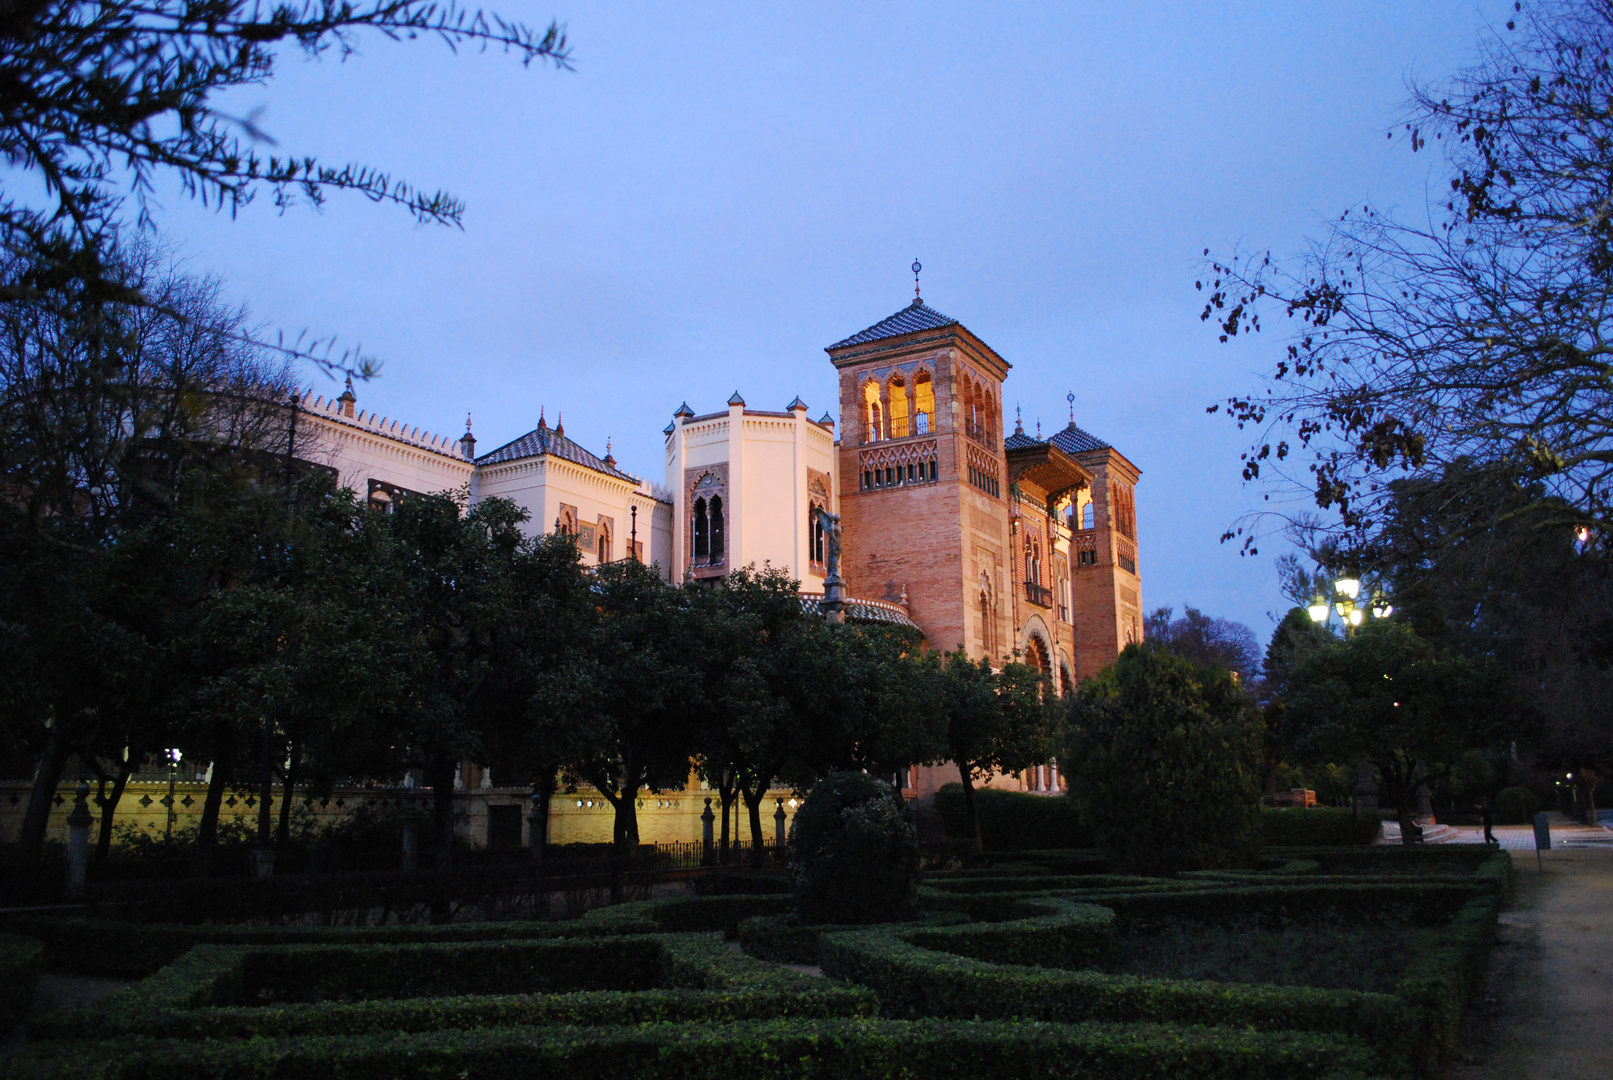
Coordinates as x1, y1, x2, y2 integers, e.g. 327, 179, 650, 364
143, 1, 1512, 637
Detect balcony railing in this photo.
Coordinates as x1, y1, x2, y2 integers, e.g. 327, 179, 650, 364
1024, 581, 1054, 608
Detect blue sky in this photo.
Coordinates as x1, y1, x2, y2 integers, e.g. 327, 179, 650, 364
143, 1, 1512, 637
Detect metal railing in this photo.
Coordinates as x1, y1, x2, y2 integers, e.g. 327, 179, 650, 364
1024, 581, 1054, 608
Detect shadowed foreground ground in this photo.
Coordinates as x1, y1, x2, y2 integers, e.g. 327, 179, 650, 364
1453, 847, 1613, 1080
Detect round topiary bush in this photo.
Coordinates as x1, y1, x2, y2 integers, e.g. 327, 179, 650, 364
1496, 786, 1539, 825
787, 771, 919, 925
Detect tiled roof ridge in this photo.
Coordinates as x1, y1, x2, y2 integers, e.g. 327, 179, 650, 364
297, 390, 471, 461
827, 299, 960, 350
1005, 420, 1114, 455
476, 423, 638, 482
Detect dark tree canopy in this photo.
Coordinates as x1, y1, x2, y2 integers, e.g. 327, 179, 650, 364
1282, 621, 1518, 843
1145, 605, 1262, 682
1062, 643, 1264, 873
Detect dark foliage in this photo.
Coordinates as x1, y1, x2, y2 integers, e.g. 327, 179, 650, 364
1062, 644, 1265, 873
932, 783, 1089, 851
787, 771, 919, 925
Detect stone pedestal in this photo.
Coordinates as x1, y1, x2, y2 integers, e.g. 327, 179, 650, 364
65, 782, 93, 897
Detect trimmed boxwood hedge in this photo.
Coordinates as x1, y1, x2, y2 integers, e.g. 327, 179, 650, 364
933, 784, 1092, 850
1259, 809, 1383, 847
5, 893, 794, 978
819, 894, 1500, 1077
0, 932, 43, 1030
737, 911, 974, 965
2, 1018, 1381, 1080
30, 933, 875, 1041
903, 899, 1116, 969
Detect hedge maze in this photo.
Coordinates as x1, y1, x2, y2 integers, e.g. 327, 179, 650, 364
1, 846, 1509, 1080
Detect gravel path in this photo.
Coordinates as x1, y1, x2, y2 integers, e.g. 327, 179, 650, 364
1452, 848, 1613, 1079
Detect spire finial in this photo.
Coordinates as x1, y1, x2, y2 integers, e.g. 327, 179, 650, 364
1036, 418, 1042, 439
911, 258, 922, 304
555, 411, 563, 437
1015, 404, 1024, 435
538, 406, 546, 429
465, 412, 472, 431
1067, 391, 1076, 426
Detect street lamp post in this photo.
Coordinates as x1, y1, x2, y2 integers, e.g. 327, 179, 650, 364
1308, 576, 1394, 820
165, 749, 181, 840
1307, 576, 1392, 639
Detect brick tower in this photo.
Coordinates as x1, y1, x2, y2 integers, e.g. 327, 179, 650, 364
1055, 427, 1144, 677
826, 298, 1014, 661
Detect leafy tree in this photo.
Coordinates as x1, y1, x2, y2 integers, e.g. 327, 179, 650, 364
0, 242, 298, 853
1062, 643, 1264, 873
1263, 607, 1337, 696
383, 490, 532, 866
1282, 622, 1517, 843
1205, 2, 1613, 550
688, 568, 817, 864
935, 649, 1052, 854
801, 622, 943, 783
1371, 468, 1612, 813
478, 530, 596, 859
1145, 606, 1262, 682
568, 558, 700, 862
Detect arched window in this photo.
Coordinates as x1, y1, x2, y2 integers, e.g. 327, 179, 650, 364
979, 592, 993, 656
709, 496, 725, 559
887, 373, 909, 438
914, 371, 934, 434
693, 497, 710, 558
1081, 502, 1095, 530
810, 507, 826, 565
598, 523, 611, 563
863, 380, 884, 442
1025, 636, 1049, 674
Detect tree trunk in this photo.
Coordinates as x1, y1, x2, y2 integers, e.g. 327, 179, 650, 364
276, 739, 300, 847
20, 719, 71, 857
254, 754, 274, 857
740, 777, 770, 868
528, 769, 557, 859
958, 765, 984, 854
717, 769, 737, 863
1385, 761, 1419, 846
427, 756, 457, 869
96, 756, 133, 861
196, 724, 234, 867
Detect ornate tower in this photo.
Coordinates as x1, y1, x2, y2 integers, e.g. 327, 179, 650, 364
826, 298, 1013, 660
1060, 430, 1143, 676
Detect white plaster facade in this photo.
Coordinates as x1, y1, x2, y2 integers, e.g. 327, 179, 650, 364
664, 394, 838, 587
296, 387, 674, 580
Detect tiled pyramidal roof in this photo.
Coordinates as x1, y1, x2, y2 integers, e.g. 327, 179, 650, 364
828, 299, 959, 350
1049, 422, 1112, 454
299, 391, 470, 460
477, 423, 637, 482
1006, 421, 1112, 455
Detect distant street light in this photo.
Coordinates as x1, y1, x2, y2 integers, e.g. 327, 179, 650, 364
165, 749, 181, 839
1309, 576, 1392, 638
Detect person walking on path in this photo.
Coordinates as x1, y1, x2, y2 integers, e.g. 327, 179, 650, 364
1481, 794, 1495, 845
